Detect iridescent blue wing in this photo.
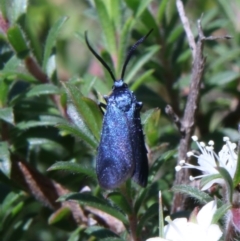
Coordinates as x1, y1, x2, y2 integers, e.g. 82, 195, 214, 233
96, 104, 134, 189
131, 104, 148, 187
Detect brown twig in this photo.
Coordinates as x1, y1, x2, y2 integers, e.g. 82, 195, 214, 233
176, 0, 196, 59
171, 11, 231, 212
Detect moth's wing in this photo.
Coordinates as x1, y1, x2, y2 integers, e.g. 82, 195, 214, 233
96, 104, 134, 189
131, 109, 148, 187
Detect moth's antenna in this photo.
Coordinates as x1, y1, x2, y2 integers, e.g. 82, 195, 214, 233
121, 29, 153, 80
85, 31, 116, 82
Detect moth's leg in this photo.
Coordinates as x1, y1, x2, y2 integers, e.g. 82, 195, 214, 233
98, 102, 107, 115
98, 95, 108, 115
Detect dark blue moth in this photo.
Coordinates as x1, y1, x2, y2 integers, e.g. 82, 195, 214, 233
85, 30, 152, 189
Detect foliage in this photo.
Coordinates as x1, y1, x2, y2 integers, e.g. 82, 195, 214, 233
0, 0, 240, 240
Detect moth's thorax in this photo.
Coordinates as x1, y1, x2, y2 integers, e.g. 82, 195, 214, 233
108, 79, 135, 112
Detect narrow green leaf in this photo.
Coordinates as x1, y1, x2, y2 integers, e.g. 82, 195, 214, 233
64, 83, 102, 141
0, 142, 11, 178
43, 16, 68, 71
233, 151, 240, 187
108, 192, 132, 215
136, 0, 155, 18
172, 185, 213, 204
94, 0, 116, 54
137, 203, 158, 235
200, 174, 222, 190
67, 227, 82, 241
47, 161, 96, 179
157, 0, 168, 23
130, 69, 154, 91
15, 116, 64, 130
212, 203, 231, 224
0, 107, 14, 125
208, 71, 240, 86
209, 49, 240, 71
26, 84, 60, 97
59, 193, 128, 224
57, 119, 98, 148
7, 25, 29, 58
0, 78, 8, 107
218, 167, 233, 203
141, 10, 160, 36
149, 149, 176, 181
109, 0, 121, 30
1, 192, 22, 216
217, 0, 236, 26
117, 18, 134, 76
48, 207, 71, 225
125, 45, 159, 84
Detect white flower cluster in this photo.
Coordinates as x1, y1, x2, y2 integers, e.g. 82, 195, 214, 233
146, 201, 222, 241
175, 135, 238, 190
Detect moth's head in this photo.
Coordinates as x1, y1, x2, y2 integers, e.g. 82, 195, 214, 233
113, 79, 128, 89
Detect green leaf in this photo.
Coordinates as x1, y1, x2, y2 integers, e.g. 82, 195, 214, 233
125, 45, 159, 84
137, 203, 158, 235
208, 71, 240, 86
172, 185, 213, 204
200, 174, 222, 190
135, 0, 155, 19
57, 120, 98, 148
94, 0, 116, 55
130, 69, 154, 91
16, 116, 64, 130
7, 0, 28, 23
43, 16, 68, 72
67, 227, 82, 241
109, 0, 121, 31
48, 207, 71, 225
7, 25, 29, 58
117, 18, 134, 76
59, 193, 128, 224
0, 192, 21, 218
209, 49, 240, 71
0, 107, 14, 125
0, 78, 8, 107
233, 151, 240, 187
149, 149, 176, 182
157, 0, 168, 24
218, 167, 233, 203
26, 84, 61, 97
47, 161, 96, 179
64, 83, 102, 141
0, 142, 11, 178
108, 192, 132, 215
212, 203, 231, 224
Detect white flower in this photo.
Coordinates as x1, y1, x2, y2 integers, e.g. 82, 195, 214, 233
146, 201, 222, 241
175, 136, 238, 190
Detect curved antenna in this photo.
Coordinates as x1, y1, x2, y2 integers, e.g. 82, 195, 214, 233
121, 29, 153, 80
85, 31, 116, 82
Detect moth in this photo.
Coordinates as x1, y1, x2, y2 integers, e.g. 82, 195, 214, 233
85, 30, 152, 189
